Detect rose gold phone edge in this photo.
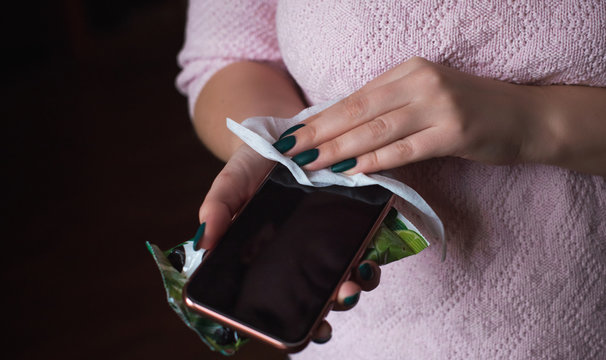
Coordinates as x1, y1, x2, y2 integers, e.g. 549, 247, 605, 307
183, 163, 396, 353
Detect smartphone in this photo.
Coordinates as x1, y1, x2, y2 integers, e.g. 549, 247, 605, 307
184, 163, 394, 352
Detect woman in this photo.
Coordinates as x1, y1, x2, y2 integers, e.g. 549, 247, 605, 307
177, 1, 606, 358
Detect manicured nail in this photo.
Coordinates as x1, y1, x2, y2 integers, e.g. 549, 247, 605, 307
343, 292, 360, 307
279, 124, 305, 139
331, 158, 357, 173
312, 334, 332, 344
292, 148, 319, 166
358, 262, 373, 281
272, 135, 296, 153
192, 222, 206, 250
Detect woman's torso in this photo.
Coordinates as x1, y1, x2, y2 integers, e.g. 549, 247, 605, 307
276, 0, 606, 104
276, 1, 606, 359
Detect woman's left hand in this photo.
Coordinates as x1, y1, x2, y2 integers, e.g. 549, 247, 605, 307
310, 259, 382, 344
273, 56, 545, 174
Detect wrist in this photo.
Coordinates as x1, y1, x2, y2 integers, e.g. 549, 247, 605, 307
516, 85, 566, 166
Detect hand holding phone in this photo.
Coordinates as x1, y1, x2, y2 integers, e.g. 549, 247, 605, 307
185, 151, 394, 352
195, 145, 275, 251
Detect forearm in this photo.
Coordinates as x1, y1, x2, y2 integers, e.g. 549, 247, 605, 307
193, 61, 306, 161
526, 85, 606, 176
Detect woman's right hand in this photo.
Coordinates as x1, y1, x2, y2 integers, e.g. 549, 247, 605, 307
195, 144, 381, 345
196, 144, 274, 250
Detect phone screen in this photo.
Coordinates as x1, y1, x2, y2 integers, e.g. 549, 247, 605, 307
186, 163, 392, 344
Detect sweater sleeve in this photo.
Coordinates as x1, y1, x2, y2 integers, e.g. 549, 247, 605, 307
176, 0, 282, 116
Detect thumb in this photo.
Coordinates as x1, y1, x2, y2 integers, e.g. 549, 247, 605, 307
195, 146, 274, 249
196, 196, 234, 250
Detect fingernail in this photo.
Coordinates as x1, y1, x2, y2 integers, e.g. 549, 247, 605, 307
272, 135, 296, 153
292, 148, 319, 166
312, 334, 332, 344
192, 222, 206, 250
343, 292, 360, 307
331, 158, 357, 173
279, 124, 305, 139
358, 262, 373, 281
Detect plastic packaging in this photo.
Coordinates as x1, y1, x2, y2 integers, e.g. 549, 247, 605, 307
146, 207, 428, 355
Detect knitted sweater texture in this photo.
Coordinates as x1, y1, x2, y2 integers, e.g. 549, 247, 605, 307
176, 1, 606, 359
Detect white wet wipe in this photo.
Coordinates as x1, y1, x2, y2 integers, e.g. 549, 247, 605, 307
226, 100, 446, 260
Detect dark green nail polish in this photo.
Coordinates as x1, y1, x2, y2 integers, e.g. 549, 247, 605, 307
358, 262, 373, 281
312, 334, 331, 344
272, 136, 296, 153
292, 148, 319, 166
331, 158, 357, 173
279, 124, 305, 139
344, 292, 360, 307
192, 222, 206, 250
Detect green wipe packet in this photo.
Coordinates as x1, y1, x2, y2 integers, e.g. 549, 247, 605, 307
147, 207, 428, 355
365, 208, 430, 265
146, 240, 248, 355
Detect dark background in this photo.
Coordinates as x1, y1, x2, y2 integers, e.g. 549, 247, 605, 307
3, 1, 286, 358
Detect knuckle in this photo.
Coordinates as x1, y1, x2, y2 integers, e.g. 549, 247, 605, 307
408, 56, 427, 67
306, 124, 318, 143
366, 150, 381, 170
212, 165, 246, 197
367, 117, 391, 139
394, 139, 415, 159
324, 137, 343, 157
342, 94, 369, 120
415, 65, 443, 88
215, 167, 238, 185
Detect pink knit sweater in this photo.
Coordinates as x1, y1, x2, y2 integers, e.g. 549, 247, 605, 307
177, 1, 606, 359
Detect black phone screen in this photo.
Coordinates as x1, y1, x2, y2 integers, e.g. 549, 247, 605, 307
186, 164, 392, 344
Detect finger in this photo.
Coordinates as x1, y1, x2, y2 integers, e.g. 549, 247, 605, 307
353, 260, 381, 292
359, 56, 430, 92
197, 170, 248, 250
197, 196, 237, 250
302, 106, 426, 171
197, 147, 274, 249
311, 320, 332, 344
272, 57, 431, 150
345, 126, 456, 174
277, 78, 416, 160
333, 280, 362, 311
272, 58, 432, 159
